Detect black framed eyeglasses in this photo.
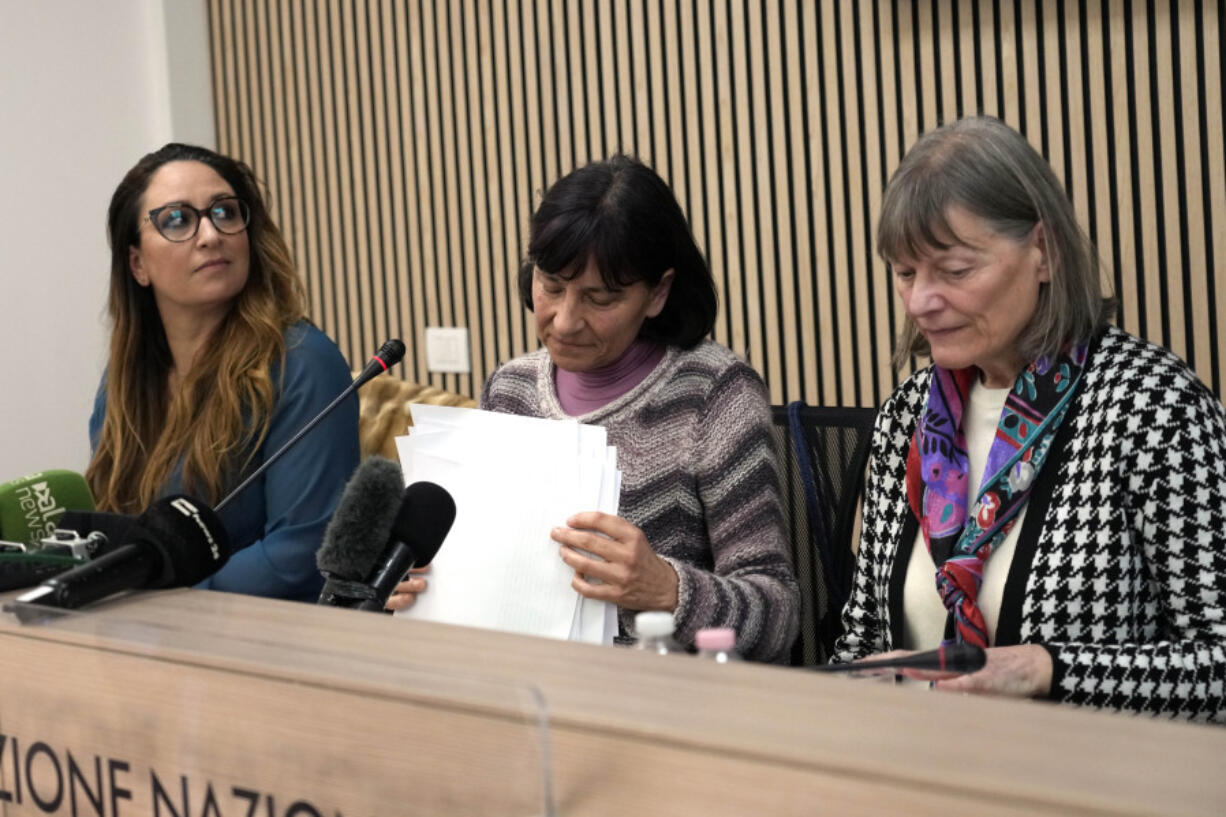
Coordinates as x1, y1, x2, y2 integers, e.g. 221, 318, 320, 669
143, 197, 251, 242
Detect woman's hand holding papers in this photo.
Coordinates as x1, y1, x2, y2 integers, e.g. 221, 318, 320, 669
554, 512, 680, 612
384, 566, 430, 612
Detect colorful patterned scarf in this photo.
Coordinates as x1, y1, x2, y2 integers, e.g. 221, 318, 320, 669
905, 342, 1088, 647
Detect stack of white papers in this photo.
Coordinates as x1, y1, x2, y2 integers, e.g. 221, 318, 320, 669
393, 403, 620, 644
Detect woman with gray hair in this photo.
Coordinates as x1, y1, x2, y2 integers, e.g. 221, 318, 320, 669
833, 116, 1226, 722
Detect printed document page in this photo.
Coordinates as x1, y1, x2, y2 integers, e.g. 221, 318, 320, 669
394, 405, 619, 644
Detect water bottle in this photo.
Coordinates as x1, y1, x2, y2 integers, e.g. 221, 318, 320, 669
634, 611, 679, 655
695, 627, 741, 663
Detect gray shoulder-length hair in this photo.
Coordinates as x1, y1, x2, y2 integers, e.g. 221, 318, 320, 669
877, 116, 1113, 369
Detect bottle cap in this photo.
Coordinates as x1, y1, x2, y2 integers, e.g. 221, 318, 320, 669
635, 611, 675, 638
694, 627, 735, 651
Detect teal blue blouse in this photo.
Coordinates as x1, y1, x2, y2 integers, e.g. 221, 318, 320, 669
90, 322, 360, 601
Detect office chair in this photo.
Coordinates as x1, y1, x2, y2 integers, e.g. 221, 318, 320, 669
769, 402, 876, 666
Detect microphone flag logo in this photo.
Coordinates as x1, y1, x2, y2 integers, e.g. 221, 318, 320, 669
18, 478, 65, 542
169, 497, 222, 561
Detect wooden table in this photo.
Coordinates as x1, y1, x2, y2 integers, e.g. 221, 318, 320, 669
0, 588, 1223, 816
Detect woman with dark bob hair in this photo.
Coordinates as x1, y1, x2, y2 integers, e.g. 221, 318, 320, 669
391, 155, 798, 661
86, 143, 359, 601
834, 116, 1226, 721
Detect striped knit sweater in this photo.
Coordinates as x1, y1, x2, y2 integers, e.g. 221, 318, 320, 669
480, 341, 800, 663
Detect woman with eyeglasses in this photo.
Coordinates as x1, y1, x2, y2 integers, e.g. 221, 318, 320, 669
85, 143, 359, 601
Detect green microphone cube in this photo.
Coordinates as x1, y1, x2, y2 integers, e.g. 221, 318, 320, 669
0, 470, 95, 547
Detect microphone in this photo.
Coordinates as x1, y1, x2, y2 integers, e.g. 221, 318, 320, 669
316, 458, 456, 611
353, 481, 455, 611
354, 339, 407, 386
13, 495, 231, 610
0, 551, 83, 592
0, 471, 98, 591
0, 470, 95, 546
215, 338, 405, 512
54, 510, 137, 554
316, 457, 406, 608
816, 644, 987, 675
0, 509, 136, 593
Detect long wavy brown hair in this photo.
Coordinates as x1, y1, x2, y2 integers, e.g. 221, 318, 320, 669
87, 144, 306, 513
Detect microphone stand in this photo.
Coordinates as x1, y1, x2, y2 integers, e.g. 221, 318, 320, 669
814, 643, 986, 675
215, 339, 405, 513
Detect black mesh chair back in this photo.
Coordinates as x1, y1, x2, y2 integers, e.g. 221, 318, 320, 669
770, 402, 876, 666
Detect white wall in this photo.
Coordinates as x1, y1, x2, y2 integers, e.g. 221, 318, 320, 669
0, 0, 213, 478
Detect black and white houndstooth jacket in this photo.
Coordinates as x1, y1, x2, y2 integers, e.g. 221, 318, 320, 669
833, 327, 1226, 722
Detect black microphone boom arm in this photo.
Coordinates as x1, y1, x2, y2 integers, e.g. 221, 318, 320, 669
815, 643, 986, 675
215, 339, 405, 512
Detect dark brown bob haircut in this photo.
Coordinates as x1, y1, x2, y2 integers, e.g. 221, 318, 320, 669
517, 154, 718, 348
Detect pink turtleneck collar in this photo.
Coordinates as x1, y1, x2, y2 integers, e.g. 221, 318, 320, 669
554, 338, 666, 416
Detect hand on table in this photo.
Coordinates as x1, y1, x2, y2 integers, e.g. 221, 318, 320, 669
857, 644, 1053, 698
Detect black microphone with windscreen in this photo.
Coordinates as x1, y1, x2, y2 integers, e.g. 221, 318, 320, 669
0, 552, 82, 593
316, 457, 406, 608
816, 643, 987, 675
316, 457, 456, 612
13, 495, 231, 610
215, 338, 406, 513
354, 480, 455, 611
56, 509, 138, 554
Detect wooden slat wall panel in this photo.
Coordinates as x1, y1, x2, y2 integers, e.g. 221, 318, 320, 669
209, 0, 1226, 404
